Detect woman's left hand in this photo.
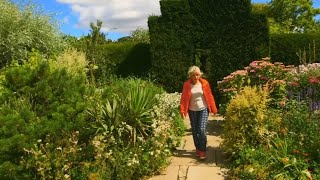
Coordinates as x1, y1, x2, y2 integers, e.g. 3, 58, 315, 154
209, 113, 215, 117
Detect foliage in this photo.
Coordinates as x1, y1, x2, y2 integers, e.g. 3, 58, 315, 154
269, 33, 320, 65
71, 33, 151, 83
218, 58, 292, 113
2, 59, 184, 179
148, 0, 269, 95
267, 0, 320, 33
84, 78, 184, 179
228, 100, 320, 179
88, 85, 159, 145
251, 3, 269, 15
118, 27, 150, 43
0, 0, 65, 68
287, 63, 320, 107
51, 48, 89, 77
222, 86, 269, 158
21, 132, 86, 180
0, 53, 91, 179
82, 20, 108, 85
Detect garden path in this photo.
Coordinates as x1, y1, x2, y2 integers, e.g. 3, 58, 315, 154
148, 115, 228, 180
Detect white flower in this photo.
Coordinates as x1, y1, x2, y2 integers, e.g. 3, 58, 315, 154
63, 164, 70, 171
37, 167, 44, 171
64, 174, 70, 179
248, 168, 254, 173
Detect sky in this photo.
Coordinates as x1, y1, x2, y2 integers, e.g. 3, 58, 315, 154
11, 0, 320, 41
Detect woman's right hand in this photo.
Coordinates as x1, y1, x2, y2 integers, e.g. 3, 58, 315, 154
181, 113, 187, 119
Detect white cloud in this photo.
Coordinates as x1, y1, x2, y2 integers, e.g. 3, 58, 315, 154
56, 0, 161, 34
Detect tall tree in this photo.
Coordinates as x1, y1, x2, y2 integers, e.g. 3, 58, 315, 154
130, 27, 150, 43
268, 0, 320, 33
0, 0, 64, 68
85, 20, 107, 85
117, 27, 150, 43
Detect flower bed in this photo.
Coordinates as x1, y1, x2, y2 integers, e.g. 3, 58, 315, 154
220, 59, 320, 179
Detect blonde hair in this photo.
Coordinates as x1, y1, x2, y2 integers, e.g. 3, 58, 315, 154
187, 65, 203, 78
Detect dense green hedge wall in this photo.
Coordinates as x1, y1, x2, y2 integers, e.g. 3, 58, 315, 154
93, 42, 151, 82
148, 0, 269, 106
270, 33, 320, 65
148, 0, 194, 92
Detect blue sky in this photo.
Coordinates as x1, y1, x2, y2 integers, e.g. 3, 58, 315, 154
12, 0, 320, 41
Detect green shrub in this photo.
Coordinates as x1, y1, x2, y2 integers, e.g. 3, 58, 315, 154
0, 0, 65, 68
222, 86, 269, 157
228, 100, 320, 179
51, 48, 89, 77
0, 54, 91, 179
85, 78, 184, 179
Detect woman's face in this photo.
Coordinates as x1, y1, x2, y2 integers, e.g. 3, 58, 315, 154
190, 71, 201, 84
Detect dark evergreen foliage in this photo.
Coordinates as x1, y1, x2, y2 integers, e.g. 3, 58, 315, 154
148, 0, 269, 106
0, 61, 92, 179
270, 33, 320, 65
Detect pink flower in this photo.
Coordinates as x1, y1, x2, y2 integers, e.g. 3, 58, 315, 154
260, 76, 269, 81
308, 77, 319, 84
290, 82, 300, 87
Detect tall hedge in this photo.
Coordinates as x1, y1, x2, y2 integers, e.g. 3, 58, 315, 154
80, 41, 151, 83
148, 0, 269, 106
270, 33, 320, 65
148, 0, 194, 92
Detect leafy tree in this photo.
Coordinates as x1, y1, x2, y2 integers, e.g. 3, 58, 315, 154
74, 20, 111, 85
0, 0, 65, 68
62, 34, 79, 48
268, 0, 320, 33
117, 27, 150, 43
130, 27, 150, 43
88, 20, 108, 45
251, 3, 269, 15
117, 36, 132, 42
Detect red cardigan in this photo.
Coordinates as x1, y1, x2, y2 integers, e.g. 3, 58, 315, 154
180, 78, 218, 117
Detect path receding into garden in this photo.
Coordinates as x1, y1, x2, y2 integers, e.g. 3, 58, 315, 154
149, 115, 228, 180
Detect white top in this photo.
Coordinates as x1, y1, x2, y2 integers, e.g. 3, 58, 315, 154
189, 82, 207, 111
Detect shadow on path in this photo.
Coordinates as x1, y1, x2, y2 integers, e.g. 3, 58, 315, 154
184, 119, 224, 136
172, 117, 228, 167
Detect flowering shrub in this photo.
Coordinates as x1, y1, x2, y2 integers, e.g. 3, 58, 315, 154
222, 61, 320, 178
218, 58, 292, 111
287, 63, 320, 103
21, 132, 84, 180
151, 92, 185, 143
227, 100, 320, 179
1, 50, 184, 180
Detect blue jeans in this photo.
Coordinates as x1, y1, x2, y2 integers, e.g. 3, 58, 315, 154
188, 108, 208, 151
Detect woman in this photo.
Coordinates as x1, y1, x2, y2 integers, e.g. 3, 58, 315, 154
180, 65, 218, 160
